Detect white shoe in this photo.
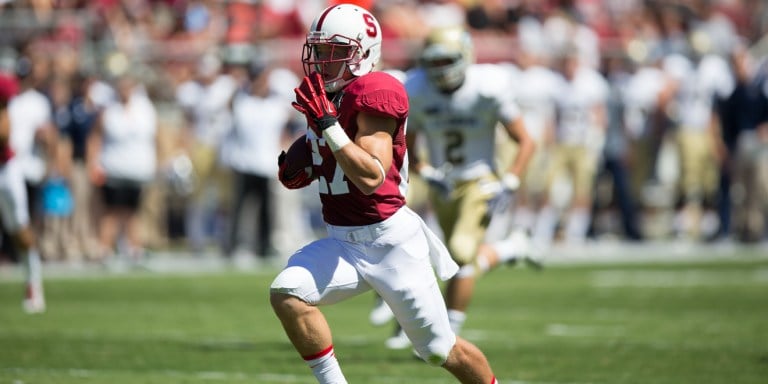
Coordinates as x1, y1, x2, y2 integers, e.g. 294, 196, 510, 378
508, 229, 544, 270
384, 328, 411, 350
369, 296, 395, 326
22, 283, 46, 314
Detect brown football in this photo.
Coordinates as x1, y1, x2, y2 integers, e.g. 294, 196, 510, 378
282, 135, 313, 175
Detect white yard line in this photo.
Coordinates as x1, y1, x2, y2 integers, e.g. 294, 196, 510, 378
544, 323, 625, 338
590, 268, 768, 288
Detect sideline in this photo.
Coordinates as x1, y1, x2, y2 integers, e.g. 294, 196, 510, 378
0, 240, 766, 282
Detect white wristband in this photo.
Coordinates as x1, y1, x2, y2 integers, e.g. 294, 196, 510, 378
322, 122, 351, 152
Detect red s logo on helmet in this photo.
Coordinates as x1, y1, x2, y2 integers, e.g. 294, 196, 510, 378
363, 13, 377, 38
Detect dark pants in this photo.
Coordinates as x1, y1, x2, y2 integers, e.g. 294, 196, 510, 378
590, 155, 643, 241
226, 172, 274, 257
713, 161, 733, 239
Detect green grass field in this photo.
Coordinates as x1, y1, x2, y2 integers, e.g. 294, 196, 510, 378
1, 248, 767, 384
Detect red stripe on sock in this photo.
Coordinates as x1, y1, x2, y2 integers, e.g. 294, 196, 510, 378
490, 376, 497, 384
302, 345, 334, 361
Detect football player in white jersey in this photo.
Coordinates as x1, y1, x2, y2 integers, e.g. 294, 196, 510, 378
381, 26, 538, 348
0, 72, 45, 313
508, 44, 562, 234
531, 46, 609, 247
663, 52, 734, 240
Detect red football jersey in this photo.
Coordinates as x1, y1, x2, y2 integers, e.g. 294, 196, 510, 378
308, 71, 409, 226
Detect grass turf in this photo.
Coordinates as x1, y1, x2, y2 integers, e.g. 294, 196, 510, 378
1, 253, 767, 383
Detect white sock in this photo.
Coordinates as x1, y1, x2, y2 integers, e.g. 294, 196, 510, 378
303, 345, 347, 384
447, 309, 467, 335
564, 208, 590, 244
533, 205, 558, 247
24, 248, 43, 287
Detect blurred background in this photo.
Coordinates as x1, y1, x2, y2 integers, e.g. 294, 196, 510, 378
1, 0, 767, 271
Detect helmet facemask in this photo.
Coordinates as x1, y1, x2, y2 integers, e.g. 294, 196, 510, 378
420, 26, 473, 93
303, 4, 382, 93
302, 32, 365, 93
422, 51, 468, 92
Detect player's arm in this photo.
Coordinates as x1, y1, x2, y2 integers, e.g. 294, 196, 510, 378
405, 124, 427, 173
292, 72, 394, 195
334, 111, 395, 195
86, 111, 105, 185
502, 116, 536, 180
277, 134, 315, 190
0, 108, 9, 147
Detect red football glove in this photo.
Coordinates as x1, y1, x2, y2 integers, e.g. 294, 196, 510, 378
292, 72, 338, 134
277, 151, 313, 189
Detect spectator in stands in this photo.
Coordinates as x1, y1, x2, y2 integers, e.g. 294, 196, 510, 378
175, 52, 237, 254
731, 53, 768, 242
39, 75, 76, 262
87, 74, 157, 264
220, 55, 300, 261
47, 72, 103, 262
709, 43, 758, 242
591, 54, 644, 241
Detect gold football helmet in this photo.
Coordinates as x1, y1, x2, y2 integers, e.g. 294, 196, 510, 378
420, 26, 474, 92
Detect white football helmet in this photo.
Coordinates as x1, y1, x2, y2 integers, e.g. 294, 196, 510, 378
302, 4, 382, 93
420, 26, 474, 92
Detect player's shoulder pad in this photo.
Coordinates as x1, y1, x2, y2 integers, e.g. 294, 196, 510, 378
466, 63, 515, 97
347, 71, 408, 119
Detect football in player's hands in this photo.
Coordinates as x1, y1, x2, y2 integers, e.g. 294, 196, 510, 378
279, 135, 313, 177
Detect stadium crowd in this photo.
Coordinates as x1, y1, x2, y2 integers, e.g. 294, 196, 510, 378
1, 0, 767, 268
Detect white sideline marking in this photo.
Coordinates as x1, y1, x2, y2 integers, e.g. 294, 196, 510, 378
545, 323, 624, 337
591, 268, 768, 287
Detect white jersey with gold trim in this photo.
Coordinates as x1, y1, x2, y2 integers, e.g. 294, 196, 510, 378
405, 63, 520, 182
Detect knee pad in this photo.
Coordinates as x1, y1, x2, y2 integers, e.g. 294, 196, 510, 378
269, 266, 317, 304
413, 347, 449, 367
412, 333, 455, 367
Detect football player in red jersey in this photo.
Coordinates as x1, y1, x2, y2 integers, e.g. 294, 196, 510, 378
269, 4, 501, 384
0, 72, 45, 314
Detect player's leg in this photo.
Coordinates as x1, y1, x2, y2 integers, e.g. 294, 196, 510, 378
270, 238, 369, 384
442, 179, 493, 335
1, 161, 45, 313
443, 336, 499, 384
369, 209, 497, 383
372, 174, 432, 328
564, 146, 599, 244
16, 226, 44, 313
96, 184, 121, 261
